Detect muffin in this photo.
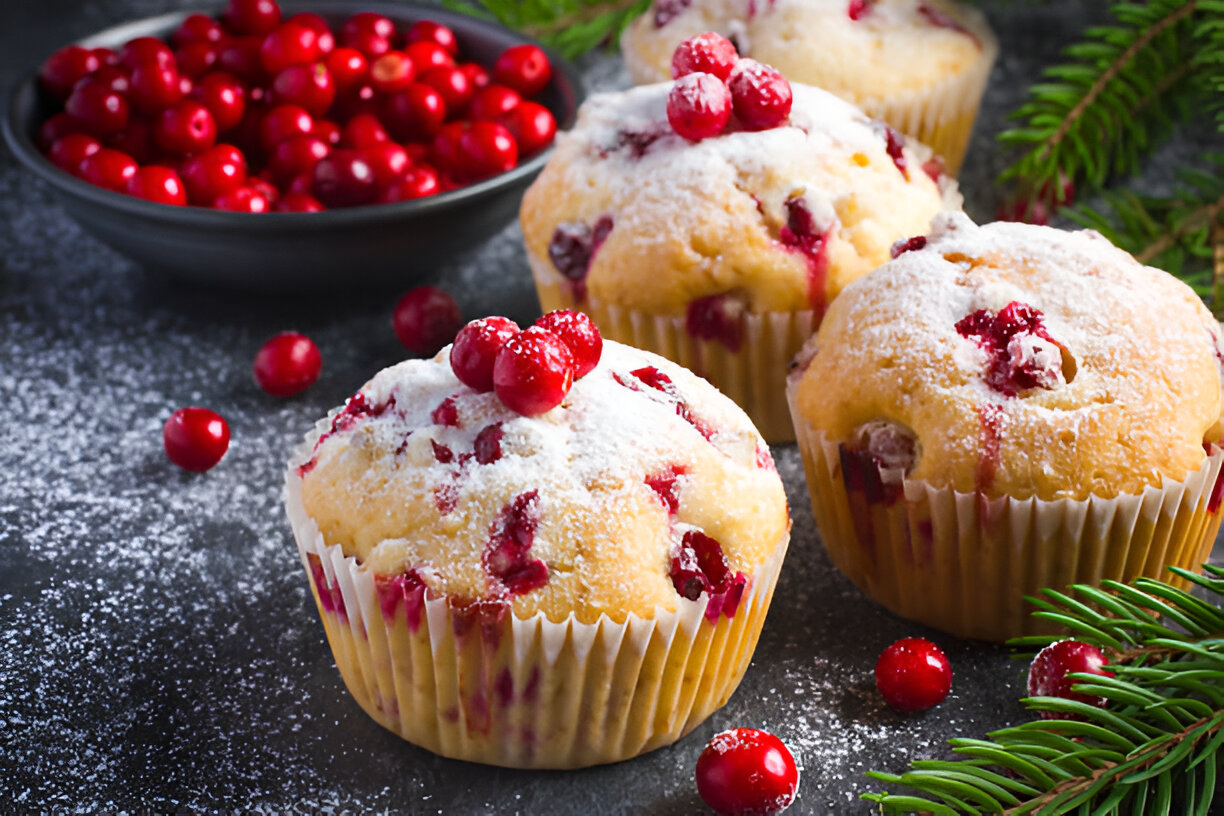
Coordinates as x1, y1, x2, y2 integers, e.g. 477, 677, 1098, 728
786, 212, 1224, 641
285, 317, 790, 768
621, 0, 998, 172
520, 66, 961, 441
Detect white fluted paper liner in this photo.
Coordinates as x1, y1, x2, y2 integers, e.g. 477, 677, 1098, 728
786, 380, 1224, 642
532, 257, 813, 444
285, 441, 789, 768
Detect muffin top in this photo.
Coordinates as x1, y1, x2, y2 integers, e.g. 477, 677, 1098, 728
623, 0, 994, 101
791, 213, 1224, 501
520, 80, 959, 325
293, 339, 789, 624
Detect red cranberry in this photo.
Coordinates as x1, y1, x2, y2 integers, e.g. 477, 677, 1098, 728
176, 43, 219, 79
332, 82, 378, 121
420, 66, 473, 112
890, 235, 927, 258
224, 0, 282, 36
125, 166, 187, 205
955, 301, 1063, 395
286, 171, 314, 196
547, 216, 613, 288
271, 63, 335, 116
493, 44, 551, 97
38, 113, 85, 150
671, 32, 739, 80
213, 184, 270, 212
164, 407, 230, 472
997, 196, 1050, 226
369, 51, 417, 94
499, 101, 556, 156
312, 118, 341, 147
326, 47, 369, 92
340, 29, 392, 60
882, 125, 908, 178
154, 100, 217, 155
483, 491, 549, 594
460, 62, 490, 90
218, 35, 267, 81
695, 728, 799, 816
259, 104, 313, 152
173, 14, 225, 48
469, 85, 521, 121
363, 142, 411, 187
686, 292, 745, 351
120, 37, 174, 70
276, 192, 325, 212
393, 286, 462, 355
474, 423, 505, 464
288, 13, 335, 52
191, 72, 246, 132
668, 72, 732, 141
177, 74, 195, 99
267, 133, 330, 183
341, 113, 388, 148
253, 331, 322, 396
261, 21, 320, 75
1027, 640, 1113, 719
533, 310, 602, 378
450, 316, 520, 392
65, 79, 130, 135
92, 47, 120, 67
312, 149, 377, 207
341, 12, 395, 56
848, 0, 874, 19
180, 143, 247, 203
40, 45, 101, 99
381, 83, 447, 142
727, 59, 792, 130
89, 64, 132, 95
493, 326, 574, 416
129, 62, 182, 114
48, 133, 101, 175
437, 121, 517, 181
379, 165, 441, 202
875, 637, 953, 712
406, 21, 459, 56
670, 529, 731, 599
78, 148, 138, 191
251, 174, 280, 207
405, 41, 455, 73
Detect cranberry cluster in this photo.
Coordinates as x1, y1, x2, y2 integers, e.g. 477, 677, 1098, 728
450, 309, 601, 416
665, 32, 792, 141
36, 0, 557, 211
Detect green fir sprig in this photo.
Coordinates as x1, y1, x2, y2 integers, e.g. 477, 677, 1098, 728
861, 565, 1224, 815
441, 0, 650, 59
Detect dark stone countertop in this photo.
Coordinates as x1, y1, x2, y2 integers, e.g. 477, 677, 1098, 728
1, 1, 1219, 813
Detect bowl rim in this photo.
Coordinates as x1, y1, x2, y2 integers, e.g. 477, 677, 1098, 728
2, 1, 584, 230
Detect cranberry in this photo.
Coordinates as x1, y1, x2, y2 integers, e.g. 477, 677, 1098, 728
332, 82, 378, 121
369, 51, 417, 94
326, 47, 369, 92
154, 100, 217, 155
686, 292, 746, 351
260, 22, 320, 75
107, 116, 156, 164
695, 728, 799, 816
450, 316, 521, 392
177, 74, 195, 99
501, 102, 558, 159
276, 192, 325, 212
668, 72, 732, 141
997, 196, 1051, 226
214, 185, 270, 212
180, 143, 247, 204
419, 67, 471, 112
312, 119, 341, 147
474, 423, 505, 464
1027, 640, 1113, 719
439, 121, 518, 181
460, 62, 490, 90
341, 12, 395, 57
405, 41, 455, 73
164, 407, 230, 472
533, 310, 602, 378
389, 286, 461, 356
120, 37, 174, 70
882, 125, 908, 178
40, 45, 101, 99
645, 465, 685, 514
492, 44, 551, 97
380, 166, 441, 202
848, 0, 874, 19
670, 529, 731, 599
875, 637, 953, 712
286, 171, 315, 196
483, 491, 549, 594
955, 301, 1064, 395
218, 35, 267, 81
363, 142, 411, 187
224, 0, 282, 36
191, 72, 246, 132
406, 21, 459, 56
890, 235, 927, 258
267, 133, 330, 183
253, 331, 322, 396
493, 326, 574, 416
341, 29, 392, 60
727, 59, 792, 131
125, 166, 187, 205
469, 85, 521, 121
381, 83, 447, 142
176, 43, 219, 79
312, 148, 378, 207
341, 113, 388, 148
250, 174, 280, 207
671, 32, 739, 80
271, 63, 335, 116
129, 62, 182, 114
287, 12, 334, 49
65, 79, 129, 135
547, 216, 612, 286
260, 104, 313, 152
173, 13, 225, 48
92, 48, 120, 68
38, 113, 86, 150
78, 148, 138, 191
654, 0, 693, 27
48, 133, 100, 175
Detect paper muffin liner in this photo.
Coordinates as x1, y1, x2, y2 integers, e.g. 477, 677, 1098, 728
533, 264, 813, 443
285, 453, 789, 769
786, 382, 1224, 642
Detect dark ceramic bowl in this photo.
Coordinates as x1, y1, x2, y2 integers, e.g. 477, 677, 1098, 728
3, 3, 583, 290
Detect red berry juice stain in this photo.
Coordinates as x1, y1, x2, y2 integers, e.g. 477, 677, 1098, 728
779, 196, 831, 318
375, 570, 428, 632
307, 553, 348, 621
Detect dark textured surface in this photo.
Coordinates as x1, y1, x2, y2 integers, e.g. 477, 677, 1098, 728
0, 1, 1218, 814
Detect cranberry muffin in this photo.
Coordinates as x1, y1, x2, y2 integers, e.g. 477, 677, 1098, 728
787, 213, 1224, 640
286, 315, 790, 767
622, 0, 997, 172
520, 53, 960, 441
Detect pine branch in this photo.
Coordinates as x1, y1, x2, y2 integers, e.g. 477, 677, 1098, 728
862, 565, 1224, 814
442, 0, 651, 59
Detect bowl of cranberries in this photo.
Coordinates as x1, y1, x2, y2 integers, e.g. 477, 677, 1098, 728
3, 0, 582, 289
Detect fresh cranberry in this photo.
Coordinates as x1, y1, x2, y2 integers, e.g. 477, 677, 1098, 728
125, 166, 187, 205
654, 0, 693, 27
875, 637, 953, 712
154, 100, 217, 155
173, 13, 225, 48
380, 166, 441, 202
499, 101, 556, 156
176, 43, 219, 79
259, 103, 313, 152
326, 47, 369, 92
177, 75, 195, 99
261, 21, 320, 75
422, 66, 474, 111
363, 142, 411, 187
218, 35, 267, 81
439, 121, 518, 181
671, 32, 739, 80
120, 37, 174, 70
180, 144, 247, 204
460, 62, 490, 90
92, 47, 120, 68
469, 85, 521, 121
695, 728, 799, 816
406, 20, 459, 56
405, 41, 455, 73
48, 133, 100, 175
341, 113, 388, 148
276, 192, 325, 212
493, 326, 574, 416
38, 113, 86, 150
341, 12, 395, 57
727, 59, 792, 130
267, 133, 329, 182
493, 44, 551, 97
369, 51, 417, 94
253, 331, 321, 396
332, 82, 379, 121
40, 45, 101, 99
65, 79, 129, 135
533, 310, 602, 378
340, 29, 392, 60
450, 316, 521, 392
213, 185, 270, 212
250, 174, 280, 207
392, 286, 462, 355
848, 0, 874, 19
1027, 640, 1113, 719
668, 72, 732, 141
312, 118, 341, 147
223, 0, 282, 36
288, 13, 335, 52
312, 148, 378, 207
381, 83, 447, 142
890, 235, 927, 258
129, 62, 182, 114
271, 63, 335, 116
78, 148, 138, 191
164, 407, 230, 472
191, 72, 246, 132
